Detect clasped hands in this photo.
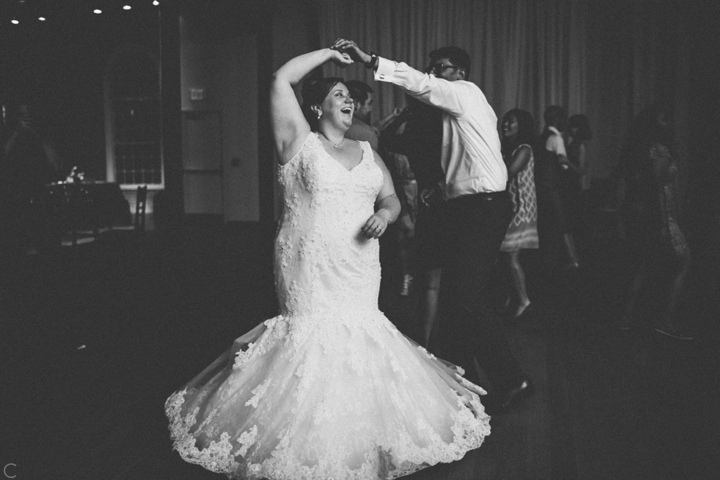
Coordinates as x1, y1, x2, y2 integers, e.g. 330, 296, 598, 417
329, 39, 372, 67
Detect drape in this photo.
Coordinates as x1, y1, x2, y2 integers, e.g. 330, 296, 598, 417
314, 0, 691, 180
318, 0, 587, 129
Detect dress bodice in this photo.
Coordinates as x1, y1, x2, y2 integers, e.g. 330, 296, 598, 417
275, 132, 384, 319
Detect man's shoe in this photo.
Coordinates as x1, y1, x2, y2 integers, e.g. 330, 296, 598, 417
654, 326, 693, 340
497, 378, 535, 412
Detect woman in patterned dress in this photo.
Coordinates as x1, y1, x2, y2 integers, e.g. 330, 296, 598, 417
499, 109, 539, 318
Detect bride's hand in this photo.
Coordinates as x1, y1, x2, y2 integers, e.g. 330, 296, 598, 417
328, 49, 354, 68
361, 211, 389, 239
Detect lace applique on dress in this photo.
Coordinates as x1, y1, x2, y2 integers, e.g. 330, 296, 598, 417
236, 425, 258, 457
165, 132, 491, 479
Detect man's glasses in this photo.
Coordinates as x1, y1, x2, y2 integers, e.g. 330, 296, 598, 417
431, 63, 459, 75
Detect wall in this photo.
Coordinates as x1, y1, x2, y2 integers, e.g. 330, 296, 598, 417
584, 0, 693, 181
270, 0, 319, 219
179, 0, 260, 221
178, 0, 315, 222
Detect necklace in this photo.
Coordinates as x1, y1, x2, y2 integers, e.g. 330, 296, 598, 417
320, 132, 345, 149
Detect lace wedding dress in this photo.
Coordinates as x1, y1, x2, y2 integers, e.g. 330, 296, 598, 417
165, 132, 491, 479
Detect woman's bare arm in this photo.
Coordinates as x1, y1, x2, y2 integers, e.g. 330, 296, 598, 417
506, 144, 532, 178
270, 48, 353, 164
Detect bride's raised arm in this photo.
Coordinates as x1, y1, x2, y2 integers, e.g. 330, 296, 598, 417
270, 48, 353, 165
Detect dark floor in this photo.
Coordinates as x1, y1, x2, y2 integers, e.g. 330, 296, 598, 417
1, 214, 719, 480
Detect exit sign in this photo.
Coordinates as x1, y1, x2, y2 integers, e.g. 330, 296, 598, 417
190, 88, 205, 101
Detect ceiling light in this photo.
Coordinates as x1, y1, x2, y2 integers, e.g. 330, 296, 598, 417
153, 1, 160, 5
38, 17, 46, 21
11, 18, 19, 25
94, 9, 102, 14
123, 5, 132, 10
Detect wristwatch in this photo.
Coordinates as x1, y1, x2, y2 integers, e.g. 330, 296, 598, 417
366, 52, 378, 70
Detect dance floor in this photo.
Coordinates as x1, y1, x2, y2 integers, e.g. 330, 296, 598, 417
2, 216, 719, 480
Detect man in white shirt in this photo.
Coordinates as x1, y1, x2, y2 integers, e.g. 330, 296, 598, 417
334, 39, 533, 412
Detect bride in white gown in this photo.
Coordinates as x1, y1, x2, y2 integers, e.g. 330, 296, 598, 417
165, 46, 491, 480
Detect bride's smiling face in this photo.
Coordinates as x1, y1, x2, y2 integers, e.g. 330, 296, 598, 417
318, 83, 354, 129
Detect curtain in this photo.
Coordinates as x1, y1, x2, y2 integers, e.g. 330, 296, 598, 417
316, 0, 587, 154
313, 0, 691, 180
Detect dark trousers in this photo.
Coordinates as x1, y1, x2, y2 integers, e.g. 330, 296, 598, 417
536, 182, 569, 276
439, 190, 525, 394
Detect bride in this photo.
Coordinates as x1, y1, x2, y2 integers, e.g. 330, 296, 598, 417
165, 45, 491, 480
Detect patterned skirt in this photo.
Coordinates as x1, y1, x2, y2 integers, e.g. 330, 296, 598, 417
501, 164, 539, 252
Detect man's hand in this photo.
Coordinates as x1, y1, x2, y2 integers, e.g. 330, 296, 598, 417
331, 38, 372, 66
419, 185, 446, 209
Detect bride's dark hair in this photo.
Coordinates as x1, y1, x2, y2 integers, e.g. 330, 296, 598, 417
301, 76, 345, 131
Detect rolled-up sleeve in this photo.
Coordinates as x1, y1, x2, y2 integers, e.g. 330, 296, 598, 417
546, 134, 567, 157
374, 57, 465, 117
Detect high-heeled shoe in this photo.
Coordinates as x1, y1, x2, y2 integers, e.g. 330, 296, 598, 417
514, 302, 535, 320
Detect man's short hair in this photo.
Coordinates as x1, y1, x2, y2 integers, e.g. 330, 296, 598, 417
429, 46, 471, 79
345, 80, 374, 105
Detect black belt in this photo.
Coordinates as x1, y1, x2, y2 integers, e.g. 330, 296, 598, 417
448, 190, 507, 204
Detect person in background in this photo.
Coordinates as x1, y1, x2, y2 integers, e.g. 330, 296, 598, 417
381, 93, 446, 346
535, 105, 580, 274
337, 38, 534, 412
499, 109, 539, 319
0, 101, 62, 254
386, 148, 417, 298
563, 114, 592, 245
566, 114, 592, 192
344, 79, 380, 151
617, 105, 692, 340
346, 79, 415, 303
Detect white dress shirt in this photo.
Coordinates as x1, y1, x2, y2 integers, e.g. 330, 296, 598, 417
374, 57, 507, 198
545, 126, 567, 157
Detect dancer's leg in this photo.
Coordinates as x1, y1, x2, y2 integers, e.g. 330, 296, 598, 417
421, 267, 442, 347
508, 250, 531, 317
655, 253, 693, 338
563, 233, 580, 268
444, 192, 525, 393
